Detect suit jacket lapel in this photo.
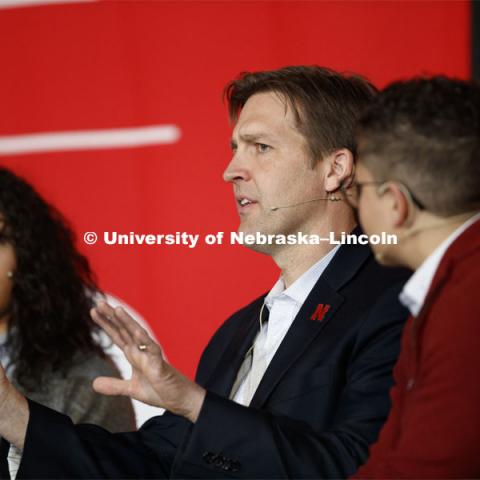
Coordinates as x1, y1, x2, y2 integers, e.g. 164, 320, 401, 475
249, 278, 343, 407
250, 239, 372, 408
203, 228, 372, 403
203, 298, 264, 398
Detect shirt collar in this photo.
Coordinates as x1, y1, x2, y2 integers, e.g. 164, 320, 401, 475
265, 245, 340, 309
400, 212, 480, 316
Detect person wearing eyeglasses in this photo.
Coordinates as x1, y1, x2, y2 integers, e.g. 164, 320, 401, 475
346, 77, 480, 477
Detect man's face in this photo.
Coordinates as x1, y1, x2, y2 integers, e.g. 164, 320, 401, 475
223, 91, 327, 252
355, 161, 399, 265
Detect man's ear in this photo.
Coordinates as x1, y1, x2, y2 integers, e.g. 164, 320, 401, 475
323, 149, 355, 192
381, 182, 412, 228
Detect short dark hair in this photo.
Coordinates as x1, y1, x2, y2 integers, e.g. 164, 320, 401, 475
357, 76, 480, 216
224, 66, 377, 164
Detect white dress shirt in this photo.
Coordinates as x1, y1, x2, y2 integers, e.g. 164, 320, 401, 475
399, 212, 480, 316
233, 245, 340, 406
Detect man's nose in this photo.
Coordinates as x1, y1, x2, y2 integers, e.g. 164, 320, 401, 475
223, 152, 251, 183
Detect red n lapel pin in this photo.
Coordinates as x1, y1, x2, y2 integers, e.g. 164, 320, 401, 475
310, 303, 331, 321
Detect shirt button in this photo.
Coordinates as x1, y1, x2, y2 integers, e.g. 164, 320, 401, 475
406, 378, 415, 390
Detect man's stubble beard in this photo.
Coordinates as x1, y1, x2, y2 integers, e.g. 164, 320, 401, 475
237, 207, 310, 255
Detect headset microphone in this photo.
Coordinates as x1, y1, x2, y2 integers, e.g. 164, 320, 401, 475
270, 195, 342, 211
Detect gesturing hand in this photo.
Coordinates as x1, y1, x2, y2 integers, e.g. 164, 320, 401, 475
91, 302, 206, 423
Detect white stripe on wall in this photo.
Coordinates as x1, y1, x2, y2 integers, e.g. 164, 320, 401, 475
0, 0, 95, 9
0, 125, 182, 155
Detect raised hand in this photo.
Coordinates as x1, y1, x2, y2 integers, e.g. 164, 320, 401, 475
91, 302, 206, 422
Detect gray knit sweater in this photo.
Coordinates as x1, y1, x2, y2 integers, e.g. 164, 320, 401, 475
2, 349, 136, 478
13, 351, 136, 432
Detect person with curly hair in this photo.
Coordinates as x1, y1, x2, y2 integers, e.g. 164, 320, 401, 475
0, 167, 135, 477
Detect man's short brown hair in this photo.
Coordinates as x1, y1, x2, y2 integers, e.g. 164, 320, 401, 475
357, 76, 480, 216
224, 66, 377, 164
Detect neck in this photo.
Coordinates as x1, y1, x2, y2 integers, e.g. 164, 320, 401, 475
274, 244, 334, 288
398, 212, 476, 270
273, 215, 356, 288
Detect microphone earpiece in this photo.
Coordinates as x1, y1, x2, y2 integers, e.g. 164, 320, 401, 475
270, 194, 342, 211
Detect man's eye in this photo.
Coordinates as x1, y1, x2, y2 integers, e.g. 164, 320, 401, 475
256, 143, 271, 153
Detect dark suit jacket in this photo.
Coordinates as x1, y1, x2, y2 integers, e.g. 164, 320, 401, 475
9, 240, 410, 479
354, 219, 480, 478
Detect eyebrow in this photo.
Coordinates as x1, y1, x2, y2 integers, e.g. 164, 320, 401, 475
230, 132, 275, 149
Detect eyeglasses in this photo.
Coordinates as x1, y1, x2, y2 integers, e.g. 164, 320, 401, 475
341, 181, 425, 210
341, 181, 384, 209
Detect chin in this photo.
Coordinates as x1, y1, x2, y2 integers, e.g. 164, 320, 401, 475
237, 219, 264, 237
245, 243, 274, 256
235, 223, 278, 256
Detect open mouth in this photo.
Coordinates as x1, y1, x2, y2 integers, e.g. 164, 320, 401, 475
236, 196, 258, 212
238, 198, 254, 207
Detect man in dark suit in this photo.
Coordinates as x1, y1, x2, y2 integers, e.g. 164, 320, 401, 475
348, 77, 480, 477
0, 66, 409, 479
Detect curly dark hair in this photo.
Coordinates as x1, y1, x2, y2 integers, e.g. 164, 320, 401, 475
0, 167, 104, 390
356, 76, 480, 216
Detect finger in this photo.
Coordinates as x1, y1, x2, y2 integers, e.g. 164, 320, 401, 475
97, 301, 134, 346
93, 310, 150, 369
115, 307, 162, 355
96, 300, 116, 319
92, 376, 130, 397
91, 308, 128, 349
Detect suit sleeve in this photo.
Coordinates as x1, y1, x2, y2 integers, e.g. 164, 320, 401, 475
16, 403, 190, 479
170, 286, 408, 479
13, 303, 259, 480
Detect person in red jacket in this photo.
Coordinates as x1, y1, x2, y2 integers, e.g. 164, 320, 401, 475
347, 76, 480, 478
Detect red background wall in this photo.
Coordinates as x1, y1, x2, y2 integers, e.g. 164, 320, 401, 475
0, 0, 470, 377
